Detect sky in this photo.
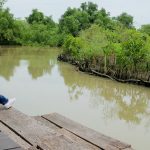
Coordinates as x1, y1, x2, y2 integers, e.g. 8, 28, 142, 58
4, 0, 150, 28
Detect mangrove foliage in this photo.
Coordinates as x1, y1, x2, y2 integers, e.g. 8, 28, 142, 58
0, 0, 150, 85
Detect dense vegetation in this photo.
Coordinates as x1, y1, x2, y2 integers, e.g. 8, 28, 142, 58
58, 2, 150, 84
0, 0, 59, 46
0, 0, 150, 84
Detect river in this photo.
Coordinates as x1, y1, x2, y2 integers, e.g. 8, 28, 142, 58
0, 46, 150, 150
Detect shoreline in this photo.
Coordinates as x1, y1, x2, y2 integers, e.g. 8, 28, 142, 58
58, 54, 150, 87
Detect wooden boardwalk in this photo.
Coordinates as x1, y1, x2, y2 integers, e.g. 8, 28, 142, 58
0, 131, 24, 150
0, 106, 134, 150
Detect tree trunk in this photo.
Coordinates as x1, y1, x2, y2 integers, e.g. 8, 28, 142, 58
104, 54, 107, 73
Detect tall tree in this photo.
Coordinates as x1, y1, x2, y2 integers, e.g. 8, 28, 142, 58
26, 9, 56, 27
26, 9, 45, 24
140, 24, 150, 36
0, 8, 16, 44
59, 7, 90, 36
94, 8, 111, 29
121, 30, 147, 71
81, 2, 98, 23
116, 12, 133, 28
0, 0, 6, 9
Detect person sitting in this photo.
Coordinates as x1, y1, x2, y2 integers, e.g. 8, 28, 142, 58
0, 95, 16, 109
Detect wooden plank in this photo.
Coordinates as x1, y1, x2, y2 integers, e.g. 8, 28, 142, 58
34, 116, 101, 150
59, 129, 101, 150
0, 107, 101, 150
0, 122, 31, 149
43, 113, 132, 150
0, 131, 20, 150
28, 146, 38, 150
12, 148, 25, 150
0, 107, 60, 146
33, 116, 60, 130
40, 135, 97, 150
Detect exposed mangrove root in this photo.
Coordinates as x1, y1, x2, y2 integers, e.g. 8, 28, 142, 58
91, 70, 115, 80
91, 70, 150, 86
58, 54, 150, 87
92, 71, 150, 87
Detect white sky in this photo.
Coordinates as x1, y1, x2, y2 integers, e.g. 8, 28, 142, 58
5, 0, 150, 28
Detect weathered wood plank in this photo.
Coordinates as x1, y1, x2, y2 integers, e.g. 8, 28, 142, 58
12, 148, 25, 150
0, 107, 101, 150
28, 146, 38, 150
0, 107, 60, 146
34, 116, 101, 150
33, 116, 60, 130
0, 131, 20, 150
40, 135, 97, 150
0, 122, 31, 149
43, 113, 132, 150
59, 129, 101, 150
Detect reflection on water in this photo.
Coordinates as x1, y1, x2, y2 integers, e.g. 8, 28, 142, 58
0, 47, 150, 150
58, 62, 150, 125
0, 47, 58, 80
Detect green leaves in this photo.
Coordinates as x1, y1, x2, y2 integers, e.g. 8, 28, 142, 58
140, 24, 150, 36
0, 6, 59, 46
26, 9, 56, 27
116, 12, 134, 29
118, 30, 147, 71
0, 8, 16, 44
63, 35, 84, 59
0, 0, 6, 9
62, 22, 150, 74
59, 2, 111, 37
26, 9, 45, 24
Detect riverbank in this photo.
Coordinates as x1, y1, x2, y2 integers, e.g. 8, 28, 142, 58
58, 54, 150, 87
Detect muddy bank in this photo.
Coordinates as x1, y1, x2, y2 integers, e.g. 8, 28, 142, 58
58, 54, 150, 87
